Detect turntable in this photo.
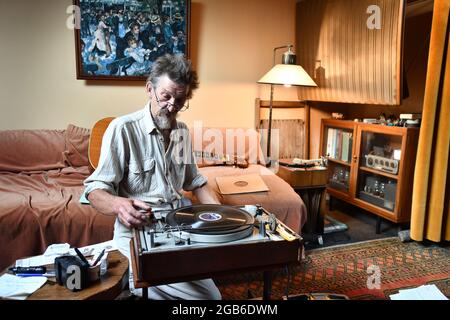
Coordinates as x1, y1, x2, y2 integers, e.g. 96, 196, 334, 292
130, 204, 302, 299
165, 204, 257, 242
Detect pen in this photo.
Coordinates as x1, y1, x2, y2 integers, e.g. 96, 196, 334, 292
16, 273, 55, 277
9, 266, 46, 274
92, 249, 105, 266
74, 247, 90, 265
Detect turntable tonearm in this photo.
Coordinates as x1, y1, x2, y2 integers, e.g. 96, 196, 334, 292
130, 204, 303, 300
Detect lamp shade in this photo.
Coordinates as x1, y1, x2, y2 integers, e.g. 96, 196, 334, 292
257, 64, 317, 87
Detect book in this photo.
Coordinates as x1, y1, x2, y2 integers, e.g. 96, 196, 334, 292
332, 128, 338, 159
341, 132, 349, 162
363, 118, 380, 124
348, 133, 353, 162
400, 113, 422, 120
326, 128, 333, 157
336, 130, 343, 160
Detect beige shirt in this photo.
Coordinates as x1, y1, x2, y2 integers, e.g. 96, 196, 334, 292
84, 103, 207, 205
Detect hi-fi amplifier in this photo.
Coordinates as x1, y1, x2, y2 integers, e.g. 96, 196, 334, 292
365, 155, 399, 175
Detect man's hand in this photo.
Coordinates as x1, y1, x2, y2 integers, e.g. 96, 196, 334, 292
113, 197, 152, 228
87, 189, 152, 229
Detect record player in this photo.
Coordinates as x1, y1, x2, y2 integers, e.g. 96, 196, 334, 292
130, 204, 302, 299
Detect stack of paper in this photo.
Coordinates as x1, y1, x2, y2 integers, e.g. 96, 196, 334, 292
389, 284, 448, 300
14, 240, 117, 267
0, 274, 47, 300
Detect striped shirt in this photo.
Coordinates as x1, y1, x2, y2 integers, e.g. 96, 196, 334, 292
83, 103, 207, 205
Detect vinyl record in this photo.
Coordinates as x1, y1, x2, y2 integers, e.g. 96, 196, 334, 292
166, 204, 254, 235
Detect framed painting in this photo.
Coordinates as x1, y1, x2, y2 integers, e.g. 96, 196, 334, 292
74, 0, 190, 81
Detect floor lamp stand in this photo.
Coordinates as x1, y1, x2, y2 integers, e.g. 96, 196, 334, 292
266, 84, 274, 167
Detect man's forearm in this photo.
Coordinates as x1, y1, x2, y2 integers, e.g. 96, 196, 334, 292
88, 189, 151, 228
193, 183, 221, 204
87, 189, 119, 216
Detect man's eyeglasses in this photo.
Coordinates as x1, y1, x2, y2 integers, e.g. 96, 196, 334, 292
153, 88, 190, 112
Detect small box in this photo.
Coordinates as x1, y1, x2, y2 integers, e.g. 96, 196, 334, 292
55, 255, 89, 291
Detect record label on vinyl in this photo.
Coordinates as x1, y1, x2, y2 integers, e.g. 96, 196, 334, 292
198, 212, 222, 222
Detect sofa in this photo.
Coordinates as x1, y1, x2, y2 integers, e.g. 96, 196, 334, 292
0, 125, 115, 270
0, 124, 307, 271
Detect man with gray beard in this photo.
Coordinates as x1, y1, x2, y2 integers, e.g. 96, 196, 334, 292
83, 54, 221, 300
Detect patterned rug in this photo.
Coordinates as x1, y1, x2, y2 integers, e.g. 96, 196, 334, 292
215, 237, 450, 300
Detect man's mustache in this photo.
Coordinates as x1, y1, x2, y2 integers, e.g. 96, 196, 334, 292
158, 109, 177, 117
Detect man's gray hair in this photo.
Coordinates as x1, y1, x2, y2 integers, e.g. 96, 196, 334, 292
147, 54, 199, 98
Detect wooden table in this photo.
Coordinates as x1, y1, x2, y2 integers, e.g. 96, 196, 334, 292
3, 250, 129, 300
277, 162, 328, 245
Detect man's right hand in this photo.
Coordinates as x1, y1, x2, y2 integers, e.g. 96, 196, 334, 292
87, 189, 152, 229
113, 197, 152, 229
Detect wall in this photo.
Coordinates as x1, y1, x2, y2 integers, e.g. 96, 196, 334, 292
307, 11, 433, 158
0, 0, 300, 131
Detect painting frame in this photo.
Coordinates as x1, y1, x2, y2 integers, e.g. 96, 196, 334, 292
74, 0, 191, 81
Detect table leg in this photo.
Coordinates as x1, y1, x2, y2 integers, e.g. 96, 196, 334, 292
142, 287, 148, 300
297, 187, 325, 244
376, 216, 382, 234
263, 270, 273, 300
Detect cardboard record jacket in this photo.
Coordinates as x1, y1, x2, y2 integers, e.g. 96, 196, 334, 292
166, 204, 254, 235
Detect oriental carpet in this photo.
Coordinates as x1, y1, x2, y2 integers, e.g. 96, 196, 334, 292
215, 237, 450, 300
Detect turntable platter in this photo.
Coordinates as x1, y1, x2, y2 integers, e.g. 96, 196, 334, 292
165, 204, 255, 242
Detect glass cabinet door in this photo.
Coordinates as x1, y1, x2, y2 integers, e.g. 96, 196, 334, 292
322, 126, 354, 193
358, 173, 397, 211
329, 165, 351, 192
356, 130, 401, 212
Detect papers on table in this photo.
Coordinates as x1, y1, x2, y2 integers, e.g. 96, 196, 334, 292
14, 253, 57, 268
44, 243, 71, 256
14, 240, 117, 268
0, 274, 47, 300
389, 284, 448, 300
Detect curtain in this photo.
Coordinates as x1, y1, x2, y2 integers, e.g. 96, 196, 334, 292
411, 0, 450, 242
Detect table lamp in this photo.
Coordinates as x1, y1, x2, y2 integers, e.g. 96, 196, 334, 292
257, 45, 317, 166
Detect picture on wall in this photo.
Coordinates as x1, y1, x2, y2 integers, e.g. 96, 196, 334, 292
74, 0, 190, 80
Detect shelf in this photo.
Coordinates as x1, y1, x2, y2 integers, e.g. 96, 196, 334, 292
358, 191, 395, 212
352, 198, 397, 220
328, 158, 351, 167
328, 180, 349, 192
327, 186, 352, 199
359, 166, 399, 180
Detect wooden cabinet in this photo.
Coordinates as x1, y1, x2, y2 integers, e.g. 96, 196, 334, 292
320, 119, 419, 224
277, 164, 328, 244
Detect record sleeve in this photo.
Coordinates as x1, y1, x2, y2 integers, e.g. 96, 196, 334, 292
215, 174, 269, 195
